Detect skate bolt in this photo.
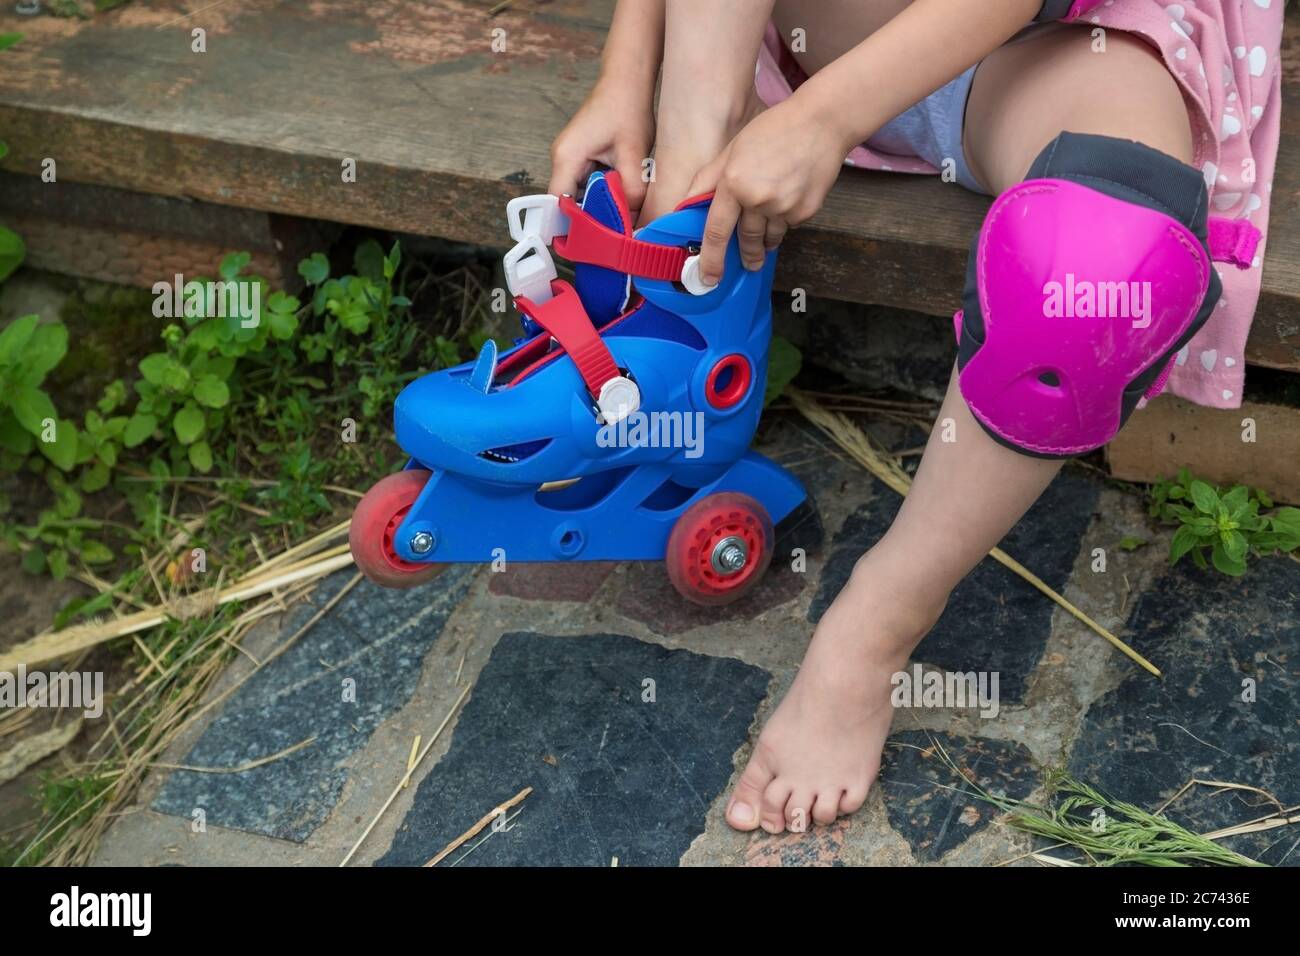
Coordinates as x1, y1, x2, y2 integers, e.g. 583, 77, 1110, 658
410, 531, 436, 555
711, 536, 748, 576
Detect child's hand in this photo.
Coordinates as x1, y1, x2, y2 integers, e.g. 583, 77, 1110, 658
548, 80, 655, 218
687, 100, 847, 284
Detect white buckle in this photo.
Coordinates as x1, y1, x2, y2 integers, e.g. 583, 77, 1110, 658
596, 376, 640, 425
507, 194, 570, 244
503, 234, 558, 304
680, 255, 718, 296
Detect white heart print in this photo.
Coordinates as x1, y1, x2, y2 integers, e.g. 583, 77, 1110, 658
1200, 349, 1218, 371
1166, 5, 1192, 38
1248, 47, 1268, 78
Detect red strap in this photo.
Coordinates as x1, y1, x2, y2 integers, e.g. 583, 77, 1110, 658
553, 195, 689, 282
514, 280, 620, 397
1207, 217, 1262, 269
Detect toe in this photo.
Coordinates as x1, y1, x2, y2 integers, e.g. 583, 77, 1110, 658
811, 789, 842, 826
760, 778, 793, 834
786, 788, 815, 834
726, 750, 776, 832
839, 781, 872, 817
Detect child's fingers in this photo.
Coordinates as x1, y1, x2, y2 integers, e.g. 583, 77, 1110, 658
764, 218, 787, 251
614, 143, 650, 216
738, 208, 768, 271
698, 188, 740, 286
547, 147, 594, 199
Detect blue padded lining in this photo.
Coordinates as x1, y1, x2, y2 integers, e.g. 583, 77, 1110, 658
603, 300, 706, 350
573, 170, 632, 327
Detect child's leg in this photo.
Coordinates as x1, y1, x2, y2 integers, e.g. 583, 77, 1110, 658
647, 0, 919, 222
641, 0, 775, 222
726, 25, 1194, 833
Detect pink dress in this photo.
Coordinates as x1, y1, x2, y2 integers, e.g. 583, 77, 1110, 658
754, 0, 1285, 409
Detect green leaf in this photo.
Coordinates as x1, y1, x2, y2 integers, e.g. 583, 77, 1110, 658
47, 548, 70, 580
21, 547, 45, 576
0, 140, 6, 162
385, 240, 402, 280
1220, 528, 1248, 563
353, 239, 386, 282
0, 408, 33, 455
15, 322, 68, 386
122, 412, 157, 448
0, 314, 39, 365
1118, 536, 1147, 552
138, 353, 191, 391
218, 251, 252, 281
1211, 540, 1246, 577
1188, 480, 1219, 515
1270, 507, 1300, 536
764, 336, 803, 406
0, 225, 25, 283
266, 293, 300, 340
192, 373, 231, 408
172, 402, 205, 444
297, 252, 330, 286
1220, 485, 1250, 517
80, 460, 111, 493
9, 385, 57, 435
38, 421, 79, 473
188, 439, 213, 473
96, 440, 118, 468
1169, 525, 1200, 564
78, 539, 114, 565
0, 33, 22, 52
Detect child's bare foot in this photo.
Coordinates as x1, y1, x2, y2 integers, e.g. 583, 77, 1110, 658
639, 88, 765, 223
725, 551, 946, 833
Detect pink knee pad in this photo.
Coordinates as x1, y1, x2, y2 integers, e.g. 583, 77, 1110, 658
955, 133, 1219, 458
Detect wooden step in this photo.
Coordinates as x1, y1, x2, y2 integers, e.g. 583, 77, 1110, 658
1107, 394, 1300, 505
0, 173, 330, 290
0, 0, 1296, 370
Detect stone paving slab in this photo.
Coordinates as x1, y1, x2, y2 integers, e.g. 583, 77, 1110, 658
88, 414, 1294, 868
878, 730, 1038, 862
151, 567, 473, 842
377, 631, 770, 866
1069, 553, 1300, 866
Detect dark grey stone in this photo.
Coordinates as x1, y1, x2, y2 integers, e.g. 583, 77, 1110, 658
152, 567, 474, 842
810, 470, 1101, 701
879, 729, 1038, 862
377, 631, 770, 866
1069, 554, 1300, 866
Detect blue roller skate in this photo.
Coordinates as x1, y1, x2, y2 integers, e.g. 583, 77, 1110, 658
349, 170, 806, 604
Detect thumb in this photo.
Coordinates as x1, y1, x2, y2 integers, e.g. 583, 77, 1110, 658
614, 143, 651, 218
686, 151, 726, 204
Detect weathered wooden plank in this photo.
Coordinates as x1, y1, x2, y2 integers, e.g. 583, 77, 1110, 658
1107, 395, 1300, 505
0, 0, 1295, 368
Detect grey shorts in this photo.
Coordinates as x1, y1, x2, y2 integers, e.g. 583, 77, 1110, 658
865, 64, 985, 194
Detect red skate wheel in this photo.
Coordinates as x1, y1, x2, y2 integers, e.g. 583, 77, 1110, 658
349, 470, 441, 589
666, 492, 774, 606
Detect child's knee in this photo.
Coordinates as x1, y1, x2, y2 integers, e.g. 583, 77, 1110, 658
954, 131, 1217, 458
